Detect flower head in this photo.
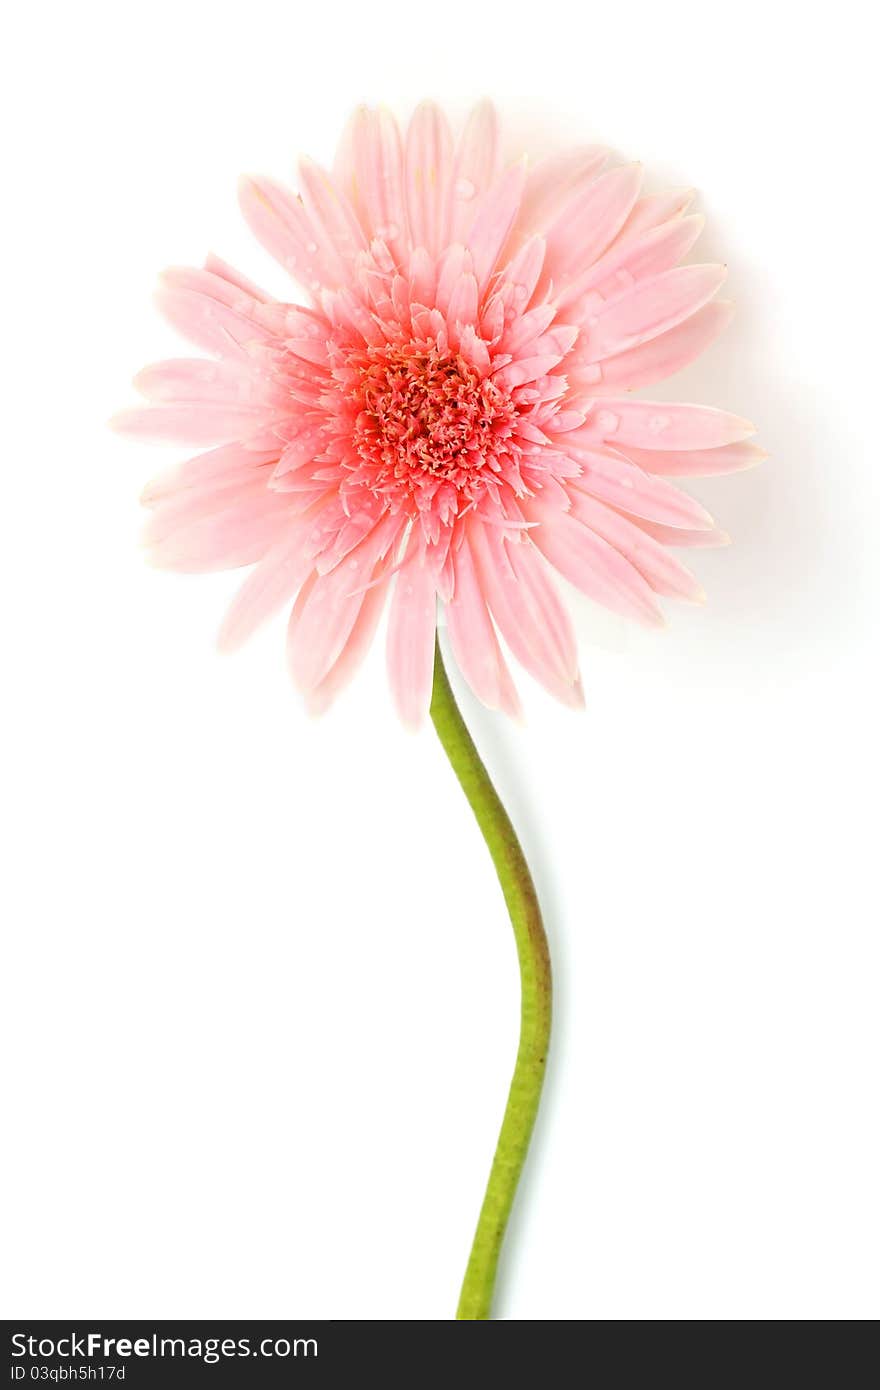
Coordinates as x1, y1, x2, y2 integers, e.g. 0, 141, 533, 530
116, 101, 760, 725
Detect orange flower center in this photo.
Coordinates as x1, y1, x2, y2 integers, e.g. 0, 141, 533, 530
351, 345, 518, 493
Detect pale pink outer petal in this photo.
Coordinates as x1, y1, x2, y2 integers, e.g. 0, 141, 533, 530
631, 518, 731, 548
539, 164, 643, 296
349, 106, 409, 263
306, 564, 393, 715
435, 244, 471, 317
332, 108, 360, 208
140, 444, 279, 506
465, 161, 527, 292
445, 537, 521, 717
616, 189, 695, 242
143, 475, 274, 543
523, 496, 666, 627
450, 100, 501, 241
146, 503, 291, 573
566, 490, 705, 602
617, 440, 766, 477
583, 301, 734, 392
561, 213, 705, 311
446, 273, 480, 336
405, 102, 454, 256
237, 175, 341, 293
493, 235, 546, 308
297, 155, 368, 282
565, 448, 715, 530
155, 269, 277, 357
515, 146, 608, 238
386, 560, 437, 729
133, 359, 285, 408
112, 403, 280, 447
576, 264, 727, 364
288, 514, 401, 691
216, 523, 320, 653
203, 253, 275, 301
581, 400, 756, 451
469, 522, 583, 707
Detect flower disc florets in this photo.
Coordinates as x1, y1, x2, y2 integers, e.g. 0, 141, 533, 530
349, 343, 520, 511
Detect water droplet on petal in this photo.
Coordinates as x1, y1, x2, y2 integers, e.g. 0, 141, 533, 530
306, 240, 319, 254
649, 413, 671, 434
596, 410, 619, 434
376, 222, 399, 242
513, 283, 529, 301
455, 177, 476, 200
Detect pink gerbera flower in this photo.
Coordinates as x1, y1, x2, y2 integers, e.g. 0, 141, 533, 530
116, 101, 761, 726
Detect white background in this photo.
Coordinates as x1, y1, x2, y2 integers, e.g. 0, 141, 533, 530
3, 0, 877, 1321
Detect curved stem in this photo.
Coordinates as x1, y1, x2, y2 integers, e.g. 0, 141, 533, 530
430, 637, 552, 1321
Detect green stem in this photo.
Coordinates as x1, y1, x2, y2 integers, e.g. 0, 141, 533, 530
430, 636, 552, 1321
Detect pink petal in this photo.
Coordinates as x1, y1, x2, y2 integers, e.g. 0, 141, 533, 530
494, 354, 565, 390
576, 264, 727, 364
297, 155, 367, 282
386, 559, 437, 729
445, 538, 521, 717
288, 514, 401, 691
435, 244, 471, 316
465, 160, 527, 292
332, 108, 360, 209
238, 175, 338, 294
405, 102, 454, 255
349, 106, 409, 263
112, 404, 279, 447
616, 439, 766, 477
446, 272, 479, 332
567, 490, 704, 601
494, 235, 546, 309
501, 303, 557, 357
306, 564, 392, 715
632, 518, 731, 548
581, 399, 756, 451
563, 214, 705, 311
203, 254, 274, 302
450, 100, 501, 241
217, 523, 318, 653
567, 448, 714, 529
616, 189, 695, 243
134, 358, 285, 408
141, 443, 279, 506
469, 522, 582, 705
516, 146, 608, 237
540, 164, 643, 296
143, 477, 279, 547
524, 496, 666, 627
155, 267, 279, 357
146, 503, 290, 573
584, 300, 734, 392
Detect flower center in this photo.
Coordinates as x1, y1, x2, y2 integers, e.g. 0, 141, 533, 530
351, 344, 518, 498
